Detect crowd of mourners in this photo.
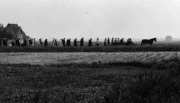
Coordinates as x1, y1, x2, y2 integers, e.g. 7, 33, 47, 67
0, 37, 134, 47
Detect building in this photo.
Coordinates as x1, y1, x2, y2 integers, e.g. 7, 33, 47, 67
0, 23, 29, 40
0, 23, 30, 47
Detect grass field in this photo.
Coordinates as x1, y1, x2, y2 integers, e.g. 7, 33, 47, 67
0, 52, 178, 65
0, 58, 180, 103
0, 52, 180, 103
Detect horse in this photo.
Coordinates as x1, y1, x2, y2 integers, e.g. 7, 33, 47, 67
141, 38, 157, 45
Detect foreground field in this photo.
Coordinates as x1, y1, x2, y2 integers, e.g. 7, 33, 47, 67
0, 58, 180, 103
0, 52, 178, 65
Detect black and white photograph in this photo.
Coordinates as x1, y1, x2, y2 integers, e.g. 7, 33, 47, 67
0, 0, 180, 102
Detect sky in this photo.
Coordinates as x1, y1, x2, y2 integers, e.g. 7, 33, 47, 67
0, 0, 180, 40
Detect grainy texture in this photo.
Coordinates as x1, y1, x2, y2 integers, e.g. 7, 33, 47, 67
0, 58, 179, 103
0, 52, 178, 65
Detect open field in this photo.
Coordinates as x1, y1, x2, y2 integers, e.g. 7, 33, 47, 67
0, 52, 180, 103
0, 52, 179, 65
0, 58, 180, 103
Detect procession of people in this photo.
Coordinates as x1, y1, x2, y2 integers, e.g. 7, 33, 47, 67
0, 37, 137, 48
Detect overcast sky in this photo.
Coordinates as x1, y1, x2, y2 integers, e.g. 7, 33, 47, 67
0, 0, 180, 40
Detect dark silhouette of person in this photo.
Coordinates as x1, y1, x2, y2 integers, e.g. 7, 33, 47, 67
11, 40, 15, 47
39, 39, 43, 47
22, 39, 27, 47
32, 39, 35, 46
61, 38, 66, 47
117, 38, 120, 45
114, 38, 117, 45
74, 38, 77, 47
53, 39, 58, 47
3, 39, 8, 47
116, 38, 119, 45
66, 39, 71, 47
120, 38, 124, 45
0, 39, 2, 47
16, 39, 20, 47
44, 39, 48, 47
107, 38, 110, 46
104, 38, 107, 46
80, 38, 84, 47
96, 38, 100, 46
88, 38, 93, 47
29, 39, 33, 47
111, 38, 114, 45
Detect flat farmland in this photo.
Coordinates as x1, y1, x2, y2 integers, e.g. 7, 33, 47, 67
0, 52, 179, 103
0, 52, 179, 65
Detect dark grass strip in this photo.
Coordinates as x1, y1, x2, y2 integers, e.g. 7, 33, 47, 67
0, 45, 180, 52
0, 61, 153, 69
